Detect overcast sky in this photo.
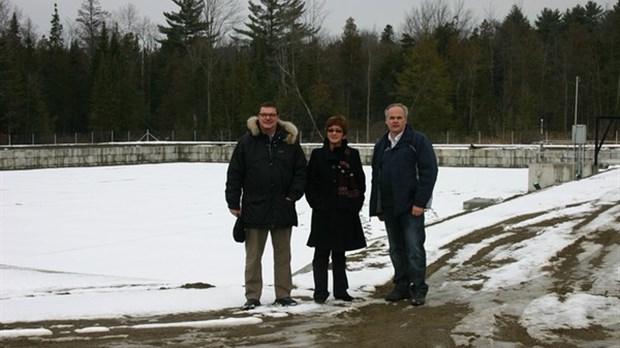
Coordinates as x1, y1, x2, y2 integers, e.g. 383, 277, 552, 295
9, 0, 606, 38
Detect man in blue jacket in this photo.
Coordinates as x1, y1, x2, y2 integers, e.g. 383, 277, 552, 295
226, 102, 307, 310
369, 103, 438, 306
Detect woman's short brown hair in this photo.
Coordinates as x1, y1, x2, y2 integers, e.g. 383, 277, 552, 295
325, 115, 348, 135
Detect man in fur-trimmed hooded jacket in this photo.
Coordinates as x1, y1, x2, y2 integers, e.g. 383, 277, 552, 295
226, 101, 307, 310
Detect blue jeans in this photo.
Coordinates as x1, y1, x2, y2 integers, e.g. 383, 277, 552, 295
384, 209, 428, 298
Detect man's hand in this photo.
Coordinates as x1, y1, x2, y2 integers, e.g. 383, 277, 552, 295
229, 208, 241, 217
412, 205, 425, 216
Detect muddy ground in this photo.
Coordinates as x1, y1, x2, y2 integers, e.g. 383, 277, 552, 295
2, 203, 618, 347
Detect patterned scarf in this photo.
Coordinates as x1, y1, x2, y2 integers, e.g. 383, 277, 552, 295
336, 149, 360, 199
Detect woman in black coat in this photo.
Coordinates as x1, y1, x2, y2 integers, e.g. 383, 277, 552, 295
305, 115, 367, 303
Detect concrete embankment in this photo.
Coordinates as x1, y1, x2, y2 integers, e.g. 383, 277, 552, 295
0, 142, 617, 171
1, 142, 618, 196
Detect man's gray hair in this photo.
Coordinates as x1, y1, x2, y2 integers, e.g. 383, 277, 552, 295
384, 103, 409, 119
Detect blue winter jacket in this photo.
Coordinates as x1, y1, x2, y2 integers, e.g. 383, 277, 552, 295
369, 125, 438, 217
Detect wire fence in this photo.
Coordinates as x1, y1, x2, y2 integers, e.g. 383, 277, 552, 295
2, 128, 618, 146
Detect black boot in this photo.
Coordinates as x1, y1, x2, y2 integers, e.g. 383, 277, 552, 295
332, 251, 353, 301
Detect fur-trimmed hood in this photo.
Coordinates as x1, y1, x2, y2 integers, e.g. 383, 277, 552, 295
247, 116, 299, 144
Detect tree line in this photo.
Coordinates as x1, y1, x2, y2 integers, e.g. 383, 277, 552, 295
0, 0, 618, 144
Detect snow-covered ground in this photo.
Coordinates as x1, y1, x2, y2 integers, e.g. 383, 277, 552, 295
1, 163, 618, 341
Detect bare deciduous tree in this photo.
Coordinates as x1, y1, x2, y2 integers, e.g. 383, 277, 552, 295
76, 0, 109, 56
112, 3, 140, 36
111, 4, 159, 49
402, 0, 473, 40
0, 0, 11, 31
302, 0, 327, 39
203, 0, 242, 47
197, 0, 244, 139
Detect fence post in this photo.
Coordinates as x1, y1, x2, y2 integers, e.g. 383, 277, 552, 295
75, 132, 78, 144
8, 134, 11, 146
128, 130, 131, 142
32, 133, 35, 145
54, 134, 57, 144
478, 131, 481, 144
111, 130, 114, 143
91, 132, 94, 143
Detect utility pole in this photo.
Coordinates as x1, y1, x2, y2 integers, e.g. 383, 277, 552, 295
573, 76, 579, 126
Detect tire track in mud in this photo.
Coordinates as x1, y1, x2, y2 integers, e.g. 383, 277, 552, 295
318, 202, 620, 348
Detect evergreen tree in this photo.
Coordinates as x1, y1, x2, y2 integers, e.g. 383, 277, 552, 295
495, 5, 542, 139
380, 24, 396, 44
66, 39, 90, 132
235, 0, 315, 102
158, 0, 209, 52
338, 18, 365, 121
1, 0, 618, 143
535, 8, 565, 132
396, 38, 453, 134
0, 13, 51, 140
40, 3, 74, 134
219, 45, 258, 137
115, 32, 147, 132
0, 13, 24, 137
47, 3, 64, 50
600, 0, 620, 114
196, 0, 241, 139
372, 25, 402, 133
89, 22, 114, 131
296, 36, 331, 140
155, 0, 210, 137
89, 25, 145, 134
559, 3, 606, 131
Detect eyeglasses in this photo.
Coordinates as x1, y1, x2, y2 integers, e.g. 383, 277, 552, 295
259, 113, 277, 118
327, 128, 343, 133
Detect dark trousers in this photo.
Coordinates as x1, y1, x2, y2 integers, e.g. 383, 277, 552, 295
384, 210, 428, 298
312, 248, 348, 300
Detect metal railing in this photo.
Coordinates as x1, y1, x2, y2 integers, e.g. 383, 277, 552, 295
2, 129, 618, 146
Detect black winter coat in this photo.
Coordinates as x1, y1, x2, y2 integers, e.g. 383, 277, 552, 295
226, 116, 307, 229
305, 139, 367, 251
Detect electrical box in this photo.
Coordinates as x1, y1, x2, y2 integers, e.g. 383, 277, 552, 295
572, 124, 587, 144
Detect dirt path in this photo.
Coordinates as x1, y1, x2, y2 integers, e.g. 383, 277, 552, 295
2, 203, 618, 347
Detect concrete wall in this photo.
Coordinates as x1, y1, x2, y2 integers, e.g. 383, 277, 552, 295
0, 142, 618, 171
527, 163, 598, 192
0, 143, 235, 170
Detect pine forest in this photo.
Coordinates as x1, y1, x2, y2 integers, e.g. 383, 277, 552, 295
0, 0, 618, 144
